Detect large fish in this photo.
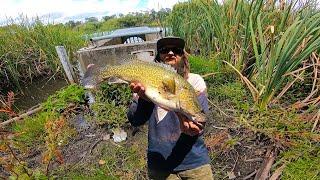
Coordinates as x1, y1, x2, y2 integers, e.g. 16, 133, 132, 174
82, 60, 206, 123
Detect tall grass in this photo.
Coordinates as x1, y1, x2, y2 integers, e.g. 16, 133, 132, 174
249, 11, 320, 107
0, 16, 85, 92
168, 0, 258, 68
168, 0, 320, 108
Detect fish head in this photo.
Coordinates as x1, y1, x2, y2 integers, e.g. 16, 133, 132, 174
82, 64, 103, 89
178, 101, 207, 123
176, 87, 206, 123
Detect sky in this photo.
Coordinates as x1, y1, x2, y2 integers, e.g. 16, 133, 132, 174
0, 0, 187, 25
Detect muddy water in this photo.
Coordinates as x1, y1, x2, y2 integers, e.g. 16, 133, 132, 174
14, 77, 69, 112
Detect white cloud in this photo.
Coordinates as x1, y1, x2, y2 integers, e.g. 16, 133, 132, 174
146, 0, 187, 11
0, 0, 163, 23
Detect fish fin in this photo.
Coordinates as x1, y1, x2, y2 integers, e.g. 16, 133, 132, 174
107, 77, 129, 84
120, 54, 139, 63
155, 62, 177, 73
165, 94, 176, 100
121, 57, 177, 74
195, 90, 201, 96
145, 88, 177, 110
162, 77, 176, 95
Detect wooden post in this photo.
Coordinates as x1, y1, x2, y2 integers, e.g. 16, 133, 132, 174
55, 46, 77, 84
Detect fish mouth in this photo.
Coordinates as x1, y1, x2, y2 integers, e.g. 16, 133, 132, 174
190, 113, 206, 123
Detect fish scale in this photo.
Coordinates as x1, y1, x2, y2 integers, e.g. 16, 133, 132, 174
83, 60, 206, 123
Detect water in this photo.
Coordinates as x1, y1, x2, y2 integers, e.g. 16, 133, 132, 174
13, 77, 69, 112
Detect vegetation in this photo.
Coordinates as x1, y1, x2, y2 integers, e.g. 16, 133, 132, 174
1, 84, 86, 178
0, 8, 171, 94
168, 0, 320, 109
190, 55, 320, 180
87, 83, 132, 127
281, 147, 320, 179
1, 0, 320, 179
70, 8, 171, 36
0, 18, 85, 92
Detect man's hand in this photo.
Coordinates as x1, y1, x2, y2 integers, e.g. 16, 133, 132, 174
129, 82, 150, 101
176, 113, 204, 136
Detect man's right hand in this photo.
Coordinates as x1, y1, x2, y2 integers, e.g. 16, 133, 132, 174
129, 82, 149, 101
176, 112, 204, 136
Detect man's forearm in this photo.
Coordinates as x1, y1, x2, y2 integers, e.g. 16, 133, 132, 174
127, 98, 154, 126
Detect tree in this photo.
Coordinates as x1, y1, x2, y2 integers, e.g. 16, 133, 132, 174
85, 17, 98, 23
103, 15, 116, 21
65, 20, 81, 28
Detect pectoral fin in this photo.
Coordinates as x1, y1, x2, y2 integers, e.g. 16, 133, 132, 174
108, 77, 128, 84
145, 88, 178, 110
195, 90, 201, 96
162, 77, 176, 94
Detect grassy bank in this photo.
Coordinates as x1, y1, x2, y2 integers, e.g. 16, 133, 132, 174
0, 17, 85, 92
0, 0, 319, 179
1, 55, 318, 179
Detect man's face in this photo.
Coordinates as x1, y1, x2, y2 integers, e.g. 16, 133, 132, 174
158, 45, 184, 68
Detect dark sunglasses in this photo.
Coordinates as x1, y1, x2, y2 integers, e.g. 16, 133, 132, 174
158, 47, 184, 55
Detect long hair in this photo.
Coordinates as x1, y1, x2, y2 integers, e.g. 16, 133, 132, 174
154, 50, 190, 79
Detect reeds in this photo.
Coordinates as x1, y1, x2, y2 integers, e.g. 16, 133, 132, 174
249, 10, 320, 108
168, 0, 320, 108
0, 16, 85, 91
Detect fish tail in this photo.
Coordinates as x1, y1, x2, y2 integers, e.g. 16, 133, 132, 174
82, 64, 105, 89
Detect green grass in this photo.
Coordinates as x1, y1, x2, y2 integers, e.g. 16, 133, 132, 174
4, 85, 86, 179
239, 108, 318, 143
98, 144, 146, 178
2, 2, 320, 179
234, 99, 320, 180
86, 83, 132, 127
167, 0, 320, 108
283, 157, 320, 180
0, 17, 85, 92
280, 144, 320, 180
11, 111, 54, 150
188, 54, 252, 110
188, 55, 221, 75
11, 84, 85, 151
213, 82, 252, 111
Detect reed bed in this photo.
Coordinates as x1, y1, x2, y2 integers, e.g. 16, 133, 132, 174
0, 17, 85, 92
168, 0, 320, 108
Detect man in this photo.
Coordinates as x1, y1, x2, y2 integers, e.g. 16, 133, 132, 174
127, 37, 213, 180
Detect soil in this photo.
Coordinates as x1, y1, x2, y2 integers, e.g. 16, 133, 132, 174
204, 105, 275, 179
2, 99, 276, 179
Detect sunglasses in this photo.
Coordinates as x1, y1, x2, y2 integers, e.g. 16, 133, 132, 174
158, 47, 184, 55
